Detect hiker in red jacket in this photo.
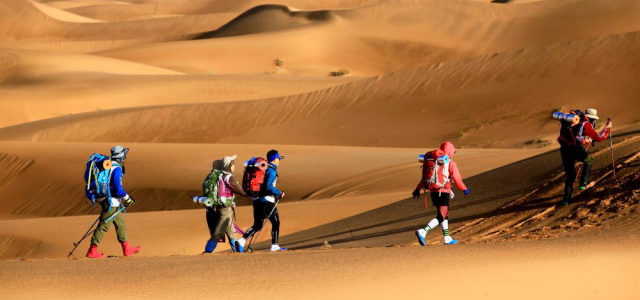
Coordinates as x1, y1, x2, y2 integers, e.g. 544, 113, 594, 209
413, 142, 469, 246
557, 108, 611, 205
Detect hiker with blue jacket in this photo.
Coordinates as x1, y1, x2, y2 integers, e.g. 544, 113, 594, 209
86, 146, 141, 258
236, 150, 286, 253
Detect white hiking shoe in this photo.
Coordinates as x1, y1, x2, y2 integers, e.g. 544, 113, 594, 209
444, 236, 458, 245
415, 229, 427, 246
271, 244, 287, 252
236, 238, 246, 253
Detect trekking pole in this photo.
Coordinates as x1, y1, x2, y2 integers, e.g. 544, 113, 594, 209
608, 118, 616, 180
246, 201, 279, 252
67, 215, 101, 258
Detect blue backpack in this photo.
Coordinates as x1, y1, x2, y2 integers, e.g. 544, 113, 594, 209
84, 153, 113, 205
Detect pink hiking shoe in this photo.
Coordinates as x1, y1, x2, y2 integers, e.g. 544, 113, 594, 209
86, 244, 105, 259
121, 241, 141, 257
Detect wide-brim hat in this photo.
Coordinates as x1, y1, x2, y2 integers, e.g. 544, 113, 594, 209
111, 145, 129, 159
223, 155, 237, 168
585, 108, 599, 120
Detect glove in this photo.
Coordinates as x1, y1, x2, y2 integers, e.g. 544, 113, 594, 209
123, 194, 135, 207
412, 189, 420, 199
464, 189, 470, 196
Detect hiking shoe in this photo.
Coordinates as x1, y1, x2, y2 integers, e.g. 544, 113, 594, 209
415, 229, 427, 246
203, 239, 217, 254
235, 239, 244, 253
86, 244, 104, 259
580, 182, 595, 190
270, 244, 287, 252
444, 236, 458, 245
121, 241, 141, 257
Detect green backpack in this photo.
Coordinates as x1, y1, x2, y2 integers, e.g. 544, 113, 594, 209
202, 169, 235, 207
202, 169, 223, 207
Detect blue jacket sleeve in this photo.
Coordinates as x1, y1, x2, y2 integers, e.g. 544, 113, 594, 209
264, 168, 282, 196
110, 167, 128, 198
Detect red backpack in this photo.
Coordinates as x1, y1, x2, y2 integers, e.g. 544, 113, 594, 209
421, 149, 451, 193
242, 157, 268, 198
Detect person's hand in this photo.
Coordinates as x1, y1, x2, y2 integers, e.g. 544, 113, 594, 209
606, 120, 612, 129
279, 191, 286, 199
123, 194, 135, 207
464, 189, 470, 196
412, 189, 420, 199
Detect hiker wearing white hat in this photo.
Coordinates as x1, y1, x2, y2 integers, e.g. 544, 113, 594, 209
202, 155, 247, 253
556, 109, 612, 206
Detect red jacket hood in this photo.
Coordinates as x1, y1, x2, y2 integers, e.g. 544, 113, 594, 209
440, 142, 456, 158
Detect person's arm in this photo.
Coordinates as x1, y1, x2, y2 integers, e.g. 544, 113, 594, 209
264, 169, 283, 197
110, 167, 128, 198
583, 121, 610, 142
449, 161, 468, 192
229, 175, 248, 197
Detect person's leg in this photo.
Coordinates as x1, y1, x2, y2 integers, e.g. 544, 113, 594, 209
90, 208, 114, 246
268, 203, 282, 250
579, 153, 594, 189
112, 212, 127, 243
242, 201, 266, 240
560, 146, 577, 204
203, 208, 218, 253
113, 212, 140, 256
87, 206, 110, 258
416, 192, 445, 246
237, 201, 266, 252
220, 207, 238, 252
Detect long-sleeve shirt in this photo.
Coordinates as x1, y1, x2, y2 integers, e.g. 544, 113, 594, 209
259, 163, 282, 203
107, 162, 127, 207
577, 121, 610, 144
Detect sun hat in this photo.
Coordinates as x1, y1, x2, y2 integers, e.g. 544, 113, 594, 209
585, 108, 599, 120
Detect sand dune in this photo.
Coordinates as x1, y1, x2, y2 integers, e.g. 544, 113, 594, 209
0, 0, 237, 52
0, 141, 544, 220
1, 0, 639, 298
4, 31, 638, 148
27, 0, 104, 22
0, 136, 637, 300
101, 0, 640, 75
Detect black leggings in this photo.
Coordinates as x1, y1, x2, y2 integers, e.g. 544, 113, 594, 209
242, 200, 280, 245
560, 145, 593, 202
430, 192, 450, 223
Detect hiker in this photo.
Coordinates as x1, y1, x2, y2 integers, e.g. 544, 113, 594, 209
86, 145, 141, 258
557, 108, 611, 205
413, 142, 469, 246
236, 150, 286, 253
203, 155, 247, 253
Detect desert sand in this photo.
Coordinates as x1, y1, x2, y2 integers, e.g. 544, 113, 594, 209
0, 0, 639, 299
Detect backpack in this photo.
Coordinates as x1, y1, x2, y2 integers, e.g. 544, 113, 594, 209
242, 157, 268, 198
84, 153, 113, 205
558, 110, 586, 147
421, 150, 451, 194
203, 169, 224, 207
